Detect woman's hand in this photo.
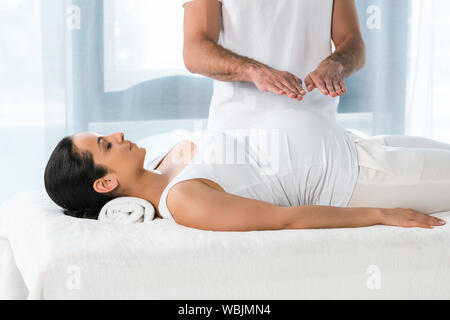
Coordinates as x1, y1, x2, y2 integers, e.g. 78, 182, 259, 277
379, 208, 447, 229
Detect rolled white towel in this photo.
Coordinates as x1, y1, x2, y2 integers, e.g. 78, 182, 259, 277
98, 197, 155, 224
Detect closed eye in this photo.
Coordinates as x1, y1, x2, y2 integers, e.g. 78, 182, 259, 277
98, 136, 112, 151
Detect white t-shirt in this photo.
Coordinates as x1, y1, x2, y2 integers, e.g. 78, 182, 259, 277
182, 0, 339, 131
157, 108, 359, 221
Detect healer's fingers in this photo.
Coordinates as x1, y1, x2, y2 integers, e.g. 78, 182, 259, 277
304, 74, 315, 92
325, 79, 337, 97
315, 78, 329, 95
334, 80, 343, 95
339, 80, 347, 93
278, 76, 299, 96
290, 74, 306, 97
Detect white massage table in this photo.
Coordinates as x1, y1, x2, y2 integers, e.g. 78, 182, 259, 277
2, 129, 450, 299
1, 189, 449, 300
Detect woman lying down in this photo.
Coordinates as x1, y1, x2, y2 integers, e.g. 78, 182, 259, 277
44, 110, 448, 231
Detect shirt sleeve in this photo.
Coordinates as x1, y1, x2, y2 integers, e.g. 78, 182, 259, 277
182, 0, 222, 7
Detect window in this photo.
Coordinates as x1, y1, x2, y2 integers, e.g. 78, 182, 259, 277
431, 0, 450, 141
103, 0, 191, 92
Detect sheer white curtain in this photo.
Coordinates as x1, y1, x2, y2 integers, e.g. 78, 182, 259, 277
406, 0, 450, 142
0, 0, 192, 205
0, 0, 66, 205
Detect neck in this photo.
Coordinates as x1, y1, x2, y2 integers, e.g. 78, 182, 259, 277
125, 168, 170, 218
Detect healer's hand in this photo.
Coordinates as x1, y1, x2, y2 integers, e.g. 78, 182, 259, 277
248, 64, 307, 101
304, 59, 347, 97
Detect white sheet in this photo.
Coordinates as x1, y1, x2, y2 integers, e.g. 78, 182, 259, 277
0, 237, 28, 299
1, 190, 450, 299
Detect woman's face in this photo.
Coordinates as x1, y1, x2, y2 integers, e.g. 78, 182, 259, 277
72, 132, 146, 194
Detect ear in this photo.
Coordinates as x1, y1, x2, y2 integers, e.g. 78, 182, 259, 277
93, 173, 119, 194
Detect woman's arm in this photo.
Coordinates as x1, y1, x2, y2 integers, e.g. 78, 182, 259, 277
283, 205, 381, 229
167, 180, 446, 231
167, 180, 286, 231
283, 206, 444, 230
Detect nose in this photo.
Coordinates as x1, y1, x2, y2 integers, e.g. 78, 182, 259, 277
106, 132, 124, 143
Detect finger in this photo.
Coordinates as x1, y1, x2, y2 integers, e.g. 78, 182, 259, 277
291, 75, 307, 96
314, 77, 329, 95
428, 216, 446, 226
290, 77, 305, 101
334, 81, 343, 96
325, 79, 337, 97
297, 81, 307, 96
339, 80, 347, 93
304, 75, 315, 92
407, 220, 432, 229
275, 81, 295, 97
266, 84, 286, 96
279, 77, 299, 97
293, 92, 304, 101
416, 216, 435, 229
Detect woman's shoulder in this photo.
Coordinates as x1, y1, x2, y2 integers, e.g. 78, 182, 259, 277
164, 178, 215, 223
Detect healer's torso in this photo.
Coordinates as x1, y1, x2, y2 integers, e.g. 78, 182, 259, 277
206, 0, 339, 131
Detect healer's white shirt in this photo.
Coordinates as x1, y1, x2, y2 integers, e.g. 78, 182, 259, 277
182, 0, 339, 131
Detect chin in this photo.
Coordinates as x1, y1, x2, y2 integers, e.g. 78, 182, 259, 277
138, 147, 147, 165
